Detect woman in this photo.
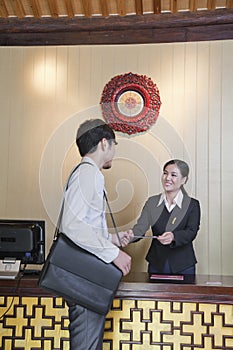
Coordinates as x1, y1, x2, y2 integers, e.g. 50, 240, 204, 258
132, 159, 201, 275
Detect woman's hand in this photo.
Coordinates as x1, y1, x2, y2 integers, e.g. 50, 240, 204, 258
157, 231, 174, 245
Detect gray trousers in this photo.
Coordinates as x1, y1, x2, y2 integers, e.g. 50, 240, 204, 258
67, 303, 106, 350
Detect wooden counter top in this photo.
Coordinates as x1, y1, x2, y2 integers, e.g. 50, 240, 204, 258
0, 272, 232, 304
118, 272, 233, 304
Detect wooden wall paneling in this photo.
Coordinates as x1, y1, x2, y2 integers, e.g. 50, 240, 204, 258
138, 44, 156, 77
168, 43, 186, 158
221, 41, 233, 275
20, 47, 41, 218
124, 45, 139, 73
90, 46, 104, 104
55, 47, 68, 104
208, 41, 223, 275
29, 47, 51, 220
112, 45, 127, 77
99, 46, 115, 87
66, 47, 81, 107
0, 42, 232, 274
54, 46, 79, 184
6, 48, 29, 217
158, 44, 173, 121
42, 46, 59, 207
44, 46, 57, 100
0, 48, 11, 217
195, 42, 210, 274
77, 46, 92, 109
147, 44, 162, 88
182, 42, 198, 195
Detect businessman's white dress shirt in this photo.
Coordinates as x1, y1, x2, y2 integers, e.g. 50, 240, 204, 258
60, 157, 119, 263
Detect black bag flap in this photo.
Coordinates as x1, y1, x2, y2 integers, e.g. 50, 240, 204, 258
50, 233, 122, 291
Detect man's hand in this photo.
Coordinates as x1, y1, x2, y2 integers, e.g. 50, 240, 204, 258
113, 250, 131, 276
112, 230, 134, 247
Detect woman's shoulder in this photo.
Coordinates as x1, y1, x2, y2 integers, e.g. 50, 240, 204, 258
189, 196, 200, 204
184, 195, 200, 210
145, 194, 161, 207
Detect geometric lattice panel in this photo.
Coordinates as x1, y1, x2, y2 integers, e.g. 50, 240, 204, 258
0, 297, 233, 350
103, 300, 233, 350
0, 296, 69, 350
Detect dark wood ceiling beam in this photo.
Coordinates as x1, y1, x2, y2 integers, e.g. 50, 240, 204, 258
135, 0, 143, 16
0, 8, 231, 32
0, 0, 8, 18
0, 9, 233, 45
100, 0, 109, 17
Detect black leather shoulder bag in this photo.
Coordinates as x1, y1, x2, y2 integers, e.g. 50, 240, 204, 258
38, 163, 122, 315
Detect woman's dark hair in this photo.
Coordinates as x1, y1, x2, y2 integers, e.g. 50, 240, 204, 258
163, 159, 189, 193
76, 119, 115, 157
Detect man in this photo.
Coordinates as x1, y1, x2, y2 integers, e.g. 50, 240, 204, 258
60, 119, 132, 349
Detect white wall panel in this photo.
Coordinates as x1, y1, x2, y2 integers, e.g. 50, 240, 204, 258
0, 41, 232, 275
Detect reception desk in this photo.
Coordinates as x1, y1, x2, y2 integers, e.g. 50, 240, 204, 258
0, 272, 232, 349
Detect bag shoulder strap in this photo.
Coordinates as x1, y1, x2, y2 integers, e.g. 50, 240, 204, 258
54, 162, 122, 247
54, 162, 91, 239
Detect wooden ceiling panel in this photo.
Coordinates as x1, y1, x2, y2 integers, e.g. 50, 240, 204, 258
0, 0, 232, 18
71, 0, 83, 17
99, 0, 109, 17
0, 1, 8, 18
116, 0, 126, 16
63, 0, 74, 17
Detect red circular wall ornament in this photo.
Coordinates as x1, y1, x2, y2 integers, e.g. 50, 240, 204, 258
100, 72, 161, 135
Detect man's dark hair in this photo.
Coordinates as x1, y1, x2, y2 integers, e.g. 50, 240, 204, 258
76, 119, 116, 157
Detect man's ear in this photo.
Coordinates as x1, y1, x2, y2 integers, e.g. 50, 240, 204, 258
100, 138, 107, 150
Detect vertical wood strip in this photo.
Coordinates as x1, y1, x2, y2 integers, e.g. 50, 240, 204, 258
13, 0, 26, 18
0, 0, 8, 17
135, 0, 143, 15
82, 0, 92, 17
48, 0, 59, 17
207, 0, 216, 10
116, 0, 126, 16
64, 0, 74, 17
189, 0, 197, 12
172, 0, 178, 13
153, 0, 161, 13
100, 0, 109, 17
29, 0, 42, 17
226, 0, 233, 8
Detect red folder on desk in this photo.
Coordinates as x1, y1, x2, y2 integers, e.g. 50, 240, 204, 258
150, 274, 184, 281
